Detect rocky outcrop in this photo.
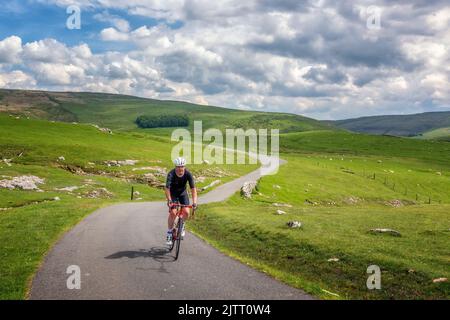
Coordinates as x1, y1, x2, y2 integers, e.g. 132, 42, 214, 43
104, 160, 138, 167
241, 181, 257, 198
0, 175, 45, 190
83, 188, 114, 199
132, 166, 167, 176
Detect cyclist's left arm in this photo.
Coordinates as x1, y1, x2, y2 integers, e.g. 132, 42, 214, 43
191, 187, 198, 207
187, 171, 198, 207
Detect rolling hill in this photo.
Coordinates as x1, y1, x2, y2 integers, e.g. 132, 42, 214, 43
329, 111, 450, 137
0, 89, 334, 134
415, 127, 450, 141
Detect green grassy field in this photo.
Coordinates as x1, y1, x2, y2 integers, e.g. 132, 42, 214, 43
190, 135, 450, 299
0, 113, 258, 299
1, 90, 449, 300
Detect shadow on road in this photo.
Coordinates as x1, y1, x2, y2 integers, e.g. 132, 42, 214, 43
105, 247, 174, 262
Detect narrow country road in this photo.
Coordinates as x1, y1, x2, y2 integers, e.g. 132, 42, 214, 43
30, 161, 313, 299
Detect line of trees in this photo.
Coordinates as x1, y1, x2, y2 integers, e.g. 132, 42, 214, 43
135, 114, 189, 128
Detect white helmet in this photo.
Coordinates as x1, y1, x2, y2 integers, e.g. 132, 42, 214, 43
174, 157, 186, 167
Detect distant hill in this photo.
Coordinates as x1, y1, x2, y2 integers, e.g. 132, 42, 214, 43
0, 89, 334, 133
415, 127, 450, 141
328, 111, 450, 137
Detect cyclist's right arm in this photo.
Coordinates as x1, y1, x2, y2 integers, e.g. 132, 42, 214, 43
165, 171, 173, 206
164, 187, 172, 201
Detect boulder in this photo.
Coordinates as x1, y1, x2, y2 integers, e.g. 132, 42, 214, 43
241, 181, 258, 198
369, 228, 401, 237
287, 221, 302, 228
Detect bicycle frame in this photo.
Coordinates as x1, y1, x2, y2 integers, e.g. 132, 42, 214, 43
168, 203, 195, 260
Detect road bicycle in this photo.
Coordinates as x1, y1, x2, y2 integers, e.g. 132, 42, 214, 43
168, 203, 195, 260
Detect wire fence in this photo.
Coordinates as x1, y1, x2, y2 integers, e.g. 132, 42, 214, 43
314, 161, 443, 205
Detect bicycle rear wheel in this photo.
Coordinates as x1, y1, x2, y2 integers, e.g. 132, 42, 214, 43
174, 219, 184, 260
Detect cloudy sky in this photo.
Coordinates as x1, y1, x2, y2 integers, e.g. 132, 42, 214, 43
0, 0, 449, 120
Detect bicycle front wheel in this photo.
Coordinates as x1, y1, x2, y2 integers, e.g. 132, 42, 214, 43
174, 219, 184, 260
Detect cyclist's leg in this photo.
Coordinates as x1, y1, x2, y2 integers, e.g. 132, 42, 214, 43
178, 193, 190, 220
168, 193, 179, 229
168, 208, 177, 230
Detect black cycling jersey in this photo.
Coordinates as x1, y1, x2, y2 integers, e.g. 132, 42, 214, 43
165, 168, 195, 196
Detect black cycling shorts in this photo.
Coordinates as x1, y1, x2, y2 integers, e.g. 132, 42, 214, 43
171, 192, 190, 205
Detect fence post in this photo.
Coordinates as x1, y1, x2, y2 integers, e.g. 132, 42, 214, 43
131, 186, 134, 201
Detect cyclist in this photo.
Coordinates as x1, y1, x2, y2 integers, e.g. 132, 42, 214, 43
165, 157, 198, 245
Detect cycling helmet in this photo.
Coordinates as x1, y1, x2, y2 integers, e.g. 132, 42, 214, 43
174, 157, 186, 167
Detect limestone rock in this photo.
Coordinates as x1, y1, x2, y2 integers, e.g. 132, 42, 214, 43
241, 181, 257, 198
201, 180, 221, 191
287, 221, 302, 228
273, 202, 292, 208
0, 175, 45, 190
369, 228, 401, 237
55, 186, 79, 192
